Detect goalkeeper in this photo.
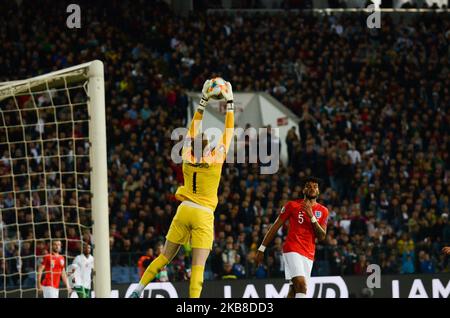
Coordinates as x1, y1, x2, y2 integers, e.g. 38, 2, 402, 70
129, 79, 234, 298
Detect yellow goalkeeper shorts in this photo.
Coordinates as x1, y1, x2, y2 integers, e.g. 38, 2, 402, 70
166, 201, 214, 250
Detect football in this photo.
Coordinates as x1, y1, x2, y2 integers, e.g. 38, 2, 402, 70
207, 77, 228, 100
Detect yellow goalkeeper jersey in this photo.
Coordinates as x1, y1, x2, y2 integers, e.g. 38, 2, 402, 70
175, 109, 234, 211
175, 161, 223, 210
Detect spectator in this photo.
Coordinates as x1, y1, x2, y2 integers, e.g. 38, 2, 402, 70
222, 237, 238, 266
350, 207, 367, 236
442, 214, 450, 244
354, 255, 369, 275
418, 251, 436, 274
232, 254, 246, 278
137, 248, 154, 278
397, 233, 415, 255
401, 251, 415, 274
221, 263, 237, 280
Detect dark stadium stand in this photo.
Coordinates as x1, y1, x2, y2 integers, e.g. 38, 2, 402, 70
0, 0, 449, 288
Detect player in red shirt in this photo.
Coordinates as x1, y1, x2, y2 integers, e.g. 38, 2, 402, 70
256, 177, 328, 298
37, 240, 72, 298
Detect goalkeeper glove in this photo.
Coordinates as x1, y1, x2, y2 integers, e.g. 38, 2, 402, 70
223, 81, 234, 111
199, 79, 213, 109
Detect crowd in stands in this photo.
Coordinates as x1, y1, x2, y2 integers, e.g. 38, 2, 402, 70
0, 0, 449, 286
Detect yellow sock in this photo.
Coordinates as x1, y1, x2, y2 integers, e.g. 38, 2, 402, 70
139, 254, 169, 286
189, 265, 205, 298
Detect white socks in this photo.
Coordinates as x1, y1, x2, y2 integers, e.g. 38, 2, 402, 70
295, 293, 307, 298
134, 283, 145, 294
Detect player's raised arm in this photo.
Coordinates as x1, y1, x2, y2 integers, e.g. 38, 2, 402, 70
221, 82, 235, 153
212, 82, 235, 161
186, 80, 213, 139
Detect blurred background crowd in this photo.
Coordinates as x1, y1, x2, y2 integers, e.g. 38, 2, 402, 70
0, 0, 449, 286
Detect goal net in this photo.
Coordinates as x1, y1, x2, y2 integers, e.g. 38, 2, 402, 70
0, 60, 110, 298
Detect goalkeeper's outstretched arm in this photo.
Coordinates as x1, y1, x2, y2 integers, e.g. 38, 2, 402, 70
186, 80, 212, 139
221, 97, 235, 154
213, 81, 235, 158
187, 106, 204, 139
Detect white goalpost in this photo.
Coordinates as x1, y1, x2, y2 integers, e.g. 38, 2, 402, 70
0, 60, 111, 298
